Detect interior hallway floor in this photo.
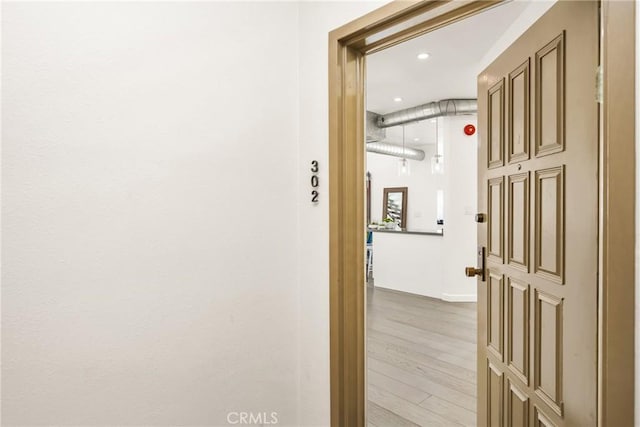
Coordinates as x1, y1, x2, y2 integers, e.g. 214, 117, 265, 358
367, 287, 477, 427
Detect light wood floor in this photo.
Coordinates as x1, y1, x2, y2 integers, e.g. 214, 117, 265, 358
367, 287, 477, 427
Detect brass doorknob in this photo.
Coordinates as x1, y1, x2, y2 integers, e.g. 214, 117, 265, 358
465, 267, 483, 277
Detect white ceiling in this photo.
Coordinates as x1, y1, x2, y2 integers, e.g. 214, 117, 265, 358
366, 1, 530, 118
384, 120, 438, 147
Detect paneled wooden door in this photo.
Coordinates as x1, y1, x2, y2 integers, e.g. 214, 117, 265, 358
476, 2, 598, 426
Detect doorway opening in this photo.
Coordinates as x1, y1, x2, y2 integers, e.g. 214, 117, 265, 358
364, 3, 531, 424
329, 1, 635, 426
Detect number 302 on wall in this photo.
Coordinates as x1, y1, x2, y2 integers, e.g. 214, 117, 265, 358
311, 160, 319, 203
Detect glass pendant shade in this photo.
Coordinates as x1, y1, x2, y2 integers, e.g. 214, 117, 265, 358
431, 154, 444, 174
398, 157, 410, 176
431, 118, 444, 175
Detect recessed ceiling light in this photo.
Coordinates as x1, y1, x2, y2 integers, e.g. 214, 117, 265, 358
393, 97, 403, 102
417, 52, 430, 60
413, 138, 420, 142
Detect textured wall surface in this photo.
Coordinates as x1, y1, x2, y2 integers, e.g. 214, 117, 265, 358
2, 2, 300, 425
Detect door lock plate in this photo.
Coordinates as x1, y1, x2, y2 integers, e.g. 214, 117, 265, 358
465, 246, 486, 281
477, 246, 486, 281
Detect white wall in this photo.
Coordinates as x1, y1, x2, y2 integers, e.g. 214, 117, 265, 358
2, 2, 301, 425
441, 115, 478, 301
371, 232, 445, 298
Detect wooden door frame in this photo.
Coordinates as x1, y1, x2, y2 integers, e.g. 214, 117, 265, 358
328, 1, 635, 426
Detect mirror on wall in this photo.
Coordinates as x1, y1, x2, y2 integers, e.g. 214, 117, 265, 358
382, 187, 408, 229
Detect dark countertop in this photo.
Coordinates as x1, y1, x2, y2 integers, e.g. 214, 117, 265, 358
370, 229, 444, 236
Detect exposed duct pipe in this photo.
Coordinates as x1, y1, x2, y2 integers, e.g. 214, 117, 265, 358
377, 99, 477, 128
366, 111, 386, 142
366, 142, 425, 161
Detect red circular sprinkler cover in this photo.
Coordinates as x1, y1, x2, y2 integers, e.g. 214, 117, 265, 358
464, 124, 476, 136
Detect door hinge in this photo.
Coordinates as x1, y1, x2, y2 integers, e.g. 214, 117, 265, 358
596, 65, 603, 104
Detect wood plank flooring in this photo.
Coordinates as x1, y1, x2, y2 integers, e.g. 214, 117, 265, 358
367, 287, 477, 427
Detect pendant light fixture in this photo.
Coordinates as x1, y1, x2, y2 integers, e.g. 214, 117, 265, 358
431, 119, 444, 175
397, 125, 410, 176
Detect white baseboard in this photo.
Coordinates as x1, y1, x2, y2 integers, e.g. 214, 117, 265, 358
441, 293, 477, 302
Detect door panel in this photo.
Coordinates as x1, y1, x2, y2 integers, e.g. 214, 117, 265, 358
506, 277, 529, 384
477, 2, 598, 426
507, 380, 529, 427
508, 60, 530, 164
534, 167, 564, 284
488, 177, 505, 261
508, 172, 530, 270
535, 33, 565, 157
488, 362, 505, 427
489, 79, 505, 169
535, 32, 565, 156
534, 407, 556, 427
534, 290, 563, 415
488, 271, 505, 360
